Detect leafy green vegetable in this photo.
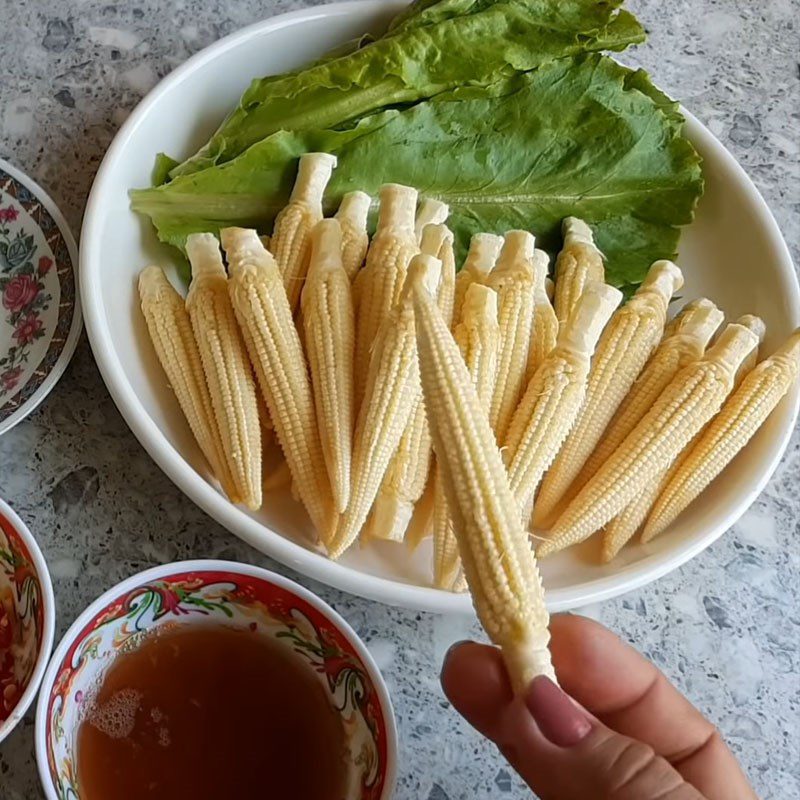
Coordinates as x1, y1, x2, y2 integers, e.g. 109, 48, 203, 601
132, 55, 702, 291
167, 0, 644, 179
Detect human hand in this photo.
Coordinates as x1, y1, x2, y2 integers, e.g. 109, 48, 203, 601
441, 614, 757, 800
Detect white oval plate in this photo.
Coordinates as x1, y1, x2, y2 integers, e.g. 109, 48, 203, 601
80, 0, 800, 613
0, 159, 81, 436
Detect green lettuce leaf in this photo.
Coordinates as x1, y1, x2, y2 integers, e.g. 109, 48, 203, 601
167, 0, 644, 179
132, 54, 702, 292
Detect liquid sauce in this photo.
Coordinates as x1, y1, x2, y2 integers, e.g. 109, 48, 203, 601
77, 625, 348, 800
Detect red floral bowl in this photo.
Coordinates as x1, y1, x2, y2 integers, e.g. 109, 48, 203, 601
35, 560, 397, 799
0, 498, 55, 745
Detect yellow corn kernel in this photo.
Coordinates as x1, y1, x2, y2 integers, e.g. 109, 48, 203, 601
575, 298, 724, 495
403, 473, 436, 551
335, 191, 371, 281
223, 227, 332, 539
329, 253, 441, 559
539, 322, 761, 557
553, 218, 605, 325
185, 234, 262, 510
505, 281, 622, 516
301, 219, 355, 514
271, 153, 337, 312
415, 198, 449, 243
434, 283, 502, 589
370, 235, 453, 542
526, 250, 559, 382
410, 265, 555, 690
452, 233, 504, 328
601, 477, 666, 563
643, 329, 800, 543
353, 184, 419, 410
488, 231, 538, 443
534, 260, 684, 527
139, 266, 239, 502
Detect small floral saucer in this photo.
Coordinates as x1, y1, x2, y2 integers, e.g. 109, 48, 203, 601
0, 159, 81, 436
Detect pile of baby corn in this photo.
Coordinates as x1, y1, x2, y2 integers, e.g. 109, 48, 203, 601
139, 152, 799, 687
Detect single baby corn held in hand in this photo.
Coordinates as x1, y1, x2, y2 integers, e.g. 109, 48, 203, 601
138, 266, 238, 502
576, 298, 724, 492
504, 281, 622, 517
272, 153, 337, 312
329, 254, 441, 559
301, 219, 355, 514
185, 233, 262, 510
353, 184, 419, 409
410, 266, 555, 690
534, 260, 684, 527
434, 283, 501, 590
539, 321, 761, 557
644, 328, 800, 542
488, 231, 538, 442
223, 227, 332, 540
553, 217, 605, 325
334, 191, 371, 281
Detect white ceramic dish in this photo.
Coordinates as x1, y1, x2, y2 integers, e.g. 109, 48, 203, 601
79, 0, 800, 613
0, 497, 55, 745
35, 560, 397, 800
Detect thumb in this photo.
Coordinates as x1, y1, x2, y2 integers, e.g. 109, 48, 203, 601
442, 641, 706, 800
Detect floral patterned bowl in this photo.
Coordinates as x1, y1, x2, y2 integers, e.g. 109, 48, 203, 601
0, 498, 56, 745
0, 158, 81, 436
35, 560, 397, 799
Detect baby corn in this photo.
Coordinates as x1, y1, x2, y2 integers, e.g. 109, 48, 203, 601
488, 231, 538, 443
434, 283, 501, 590
453, 233, 503, 327
410, 266, 555, 691
539, 321, 760, 557
329, 254, 441, 559
415, 198, 449, 243
334, 191, 371, 281
185, 233, 262, 510
575, 298, 723, 493
526, 250, 559, 382
643, 329, 800, 542
601, 477, 666, 563
301, 219, 355, 514
421, 224, 457, 327
504, 282, 622, 516
272, 153, 337, 312
139, 265, 239, 501
223, 227, 332, 539
371, 228, 455, 541
553, 218, 605, 325
353, 184, 419, 409
534, 260, 683, 527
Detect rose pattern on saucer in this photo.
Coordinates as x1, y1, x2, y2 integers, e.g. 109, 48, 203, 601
0, 168, 76, 426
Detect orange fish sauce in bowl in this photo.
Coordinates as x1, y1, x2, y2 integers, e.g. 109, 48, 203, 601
77, 625, 348, 800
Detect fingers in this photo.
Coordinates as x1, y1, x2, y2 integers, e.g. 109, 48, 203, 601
548, 615, 756, 800
443, 643, 705, 800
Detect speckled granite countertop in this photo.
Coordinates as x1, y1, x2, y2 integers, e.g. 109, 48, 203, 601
1, 1, 798, 797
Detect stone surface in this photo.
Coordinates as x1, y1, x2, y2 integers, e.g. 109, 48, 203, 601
0, 1, 798, 798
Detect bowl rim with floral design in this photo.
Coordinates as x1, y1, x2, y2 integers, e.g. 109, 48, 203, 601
0, 157, 82, 436
34, 559, 398, 800
0, 497, 56, 746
